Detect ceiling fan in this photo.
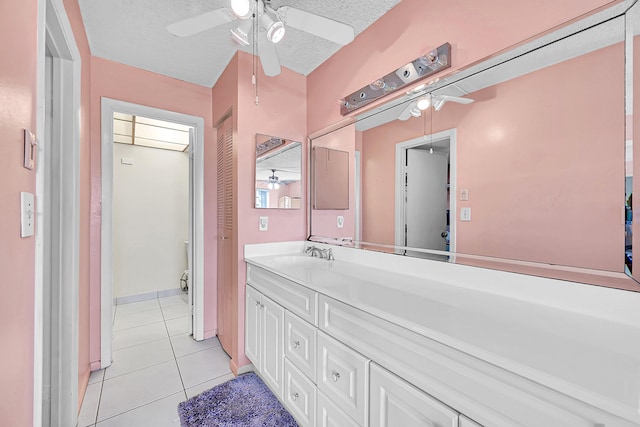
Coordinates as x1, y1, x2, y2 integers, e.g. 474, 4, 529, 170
167, 0, 355, 77
398, 94, 474, 120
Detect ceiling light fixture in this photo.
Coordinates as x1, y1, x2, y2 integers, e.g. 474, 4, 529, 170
409, 106, 421, 118
230, 0, 253, 19
230, 19, 253, 45
260, 12, 286, 43
267, 169, 280, 190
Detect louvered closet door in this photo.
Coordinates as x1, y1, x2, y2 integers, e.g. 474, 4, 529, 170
217, 116, 234, 354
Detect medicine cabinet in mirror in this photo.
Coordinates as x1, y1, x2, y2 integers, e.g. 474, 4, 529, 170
255, 134, 302, 209
309, 2, 640, 291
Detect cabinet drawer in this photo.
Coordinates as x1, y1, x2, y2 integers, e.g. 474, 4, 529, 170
317, 331, 369, 426
317, 390, 360, 427
285, 311, 317, 382
247, 265, 318, 325
284, 358, 316, 427
460, 415, 484, 427
370, 362, 458, 427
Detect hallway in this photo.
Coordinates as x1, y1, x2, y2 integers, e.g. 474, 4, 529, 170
78, 295, 233, 426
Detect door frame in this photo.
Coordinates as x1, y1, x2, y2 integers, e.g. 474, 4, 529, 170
35, 0, 81, 425
394, 128, 457, 253
100, 98, 206, 369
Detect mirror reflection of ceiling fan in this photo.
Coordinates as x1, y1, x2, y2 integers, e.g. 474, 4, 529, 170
167, 0, 356, 77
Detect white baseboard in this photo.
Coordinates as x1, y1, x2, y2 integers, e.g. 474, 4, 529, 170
116, 288, 185, 305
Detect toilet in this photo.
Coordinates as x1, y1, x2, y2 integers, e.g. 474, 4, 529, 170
181, 240, 189, 292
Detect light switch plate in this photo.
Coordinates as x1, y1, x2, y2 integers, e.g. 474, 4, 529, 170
21, 192, 35, 237
24, 129, 37, 170
460, 189, 469, 201
460, 207, 471, 222
337, 215, 345, 228
259, 216, 268, 231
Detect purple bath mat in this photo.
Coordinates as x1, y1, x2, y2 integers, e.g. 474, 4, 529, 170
177, 372, 298, 427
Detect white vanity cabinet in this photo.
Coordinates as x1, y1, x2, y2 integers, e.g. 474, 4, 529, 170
245, 285, 285, 399
369, 362, 459, 427
245, 245, 639, 427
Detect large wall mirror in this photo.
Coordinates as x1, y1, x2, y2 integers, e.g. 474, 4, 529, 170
310, 2, 640, 291
255, 134, 302, 209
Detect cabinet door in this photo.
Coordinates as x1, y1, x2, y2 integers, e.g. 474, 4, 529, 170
245, 285, 262, 368
261, 294, 285, 398
370, 363, 458, 427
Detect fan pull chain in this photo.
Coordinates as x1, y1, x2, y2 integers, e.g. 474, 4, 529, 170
253, 0, 260, 105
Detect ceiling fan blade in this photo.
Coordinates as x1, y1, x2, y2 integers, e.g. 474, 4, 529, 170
441, 95, 474, 104
167, 8, 234, 37
259, 35, 281, 77
276, 6, 355, 45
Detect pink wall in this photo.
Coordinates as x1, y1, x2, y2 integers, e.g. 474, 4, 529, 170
0, 0, 38, 423
89, 57, 216, 363
62, 0, 93, 405
307, 0, 616, 135
211, 51, 308, 372
361, 43, 625, 272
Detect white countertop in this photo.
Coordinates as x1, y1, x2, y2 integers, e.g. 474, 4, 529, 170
244, 242, 640, 423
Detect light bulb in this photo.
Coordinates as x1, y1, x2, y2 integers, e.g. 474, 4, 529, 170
261, 13, 285, 43
274, 183, 280, 190
416, 96, 431, 110
268, 182, 274, 190
230, 0, 252, 19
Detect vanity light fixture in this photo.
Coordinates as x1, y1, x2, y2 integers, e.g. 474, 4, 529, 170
339, 42, 451, 115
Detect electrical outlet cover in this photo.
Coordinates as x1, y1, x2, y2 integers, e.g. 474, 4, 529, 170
259, 216, 268, 231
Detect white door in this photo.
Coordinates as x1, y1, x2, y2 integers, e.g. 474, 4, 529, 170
405, 149, 448, 252
245, 286, 261, 367
187, 128, 194, 335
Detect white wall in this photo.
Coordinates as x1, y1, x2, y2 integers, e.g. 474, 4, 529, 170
113, 143, 189, 298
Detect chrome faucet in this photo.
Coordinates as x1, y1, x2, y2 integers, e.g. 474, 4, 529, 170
305, 246, 334, 260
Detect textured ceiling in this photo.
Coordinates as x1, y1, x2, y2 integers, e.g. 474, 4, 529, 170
78, 0, 401, 87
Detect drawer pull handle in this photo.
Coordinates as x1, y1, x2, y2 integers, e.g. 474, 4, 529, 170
292, 392, 299, 401
332, 372, 341, 382
293, 340, 300, 349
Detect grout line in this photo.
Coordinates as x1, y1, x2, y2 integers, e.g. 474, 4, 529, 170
94, 391, 185, 425
93, 370, 105, 426
163, 311, 189, 396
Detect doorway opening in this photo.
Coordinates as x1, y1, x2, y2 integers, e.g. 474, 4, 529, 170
111, 112, 193, 323
36, 0, 82, 425
101, 99, 205, 369
395, 129, 457, 258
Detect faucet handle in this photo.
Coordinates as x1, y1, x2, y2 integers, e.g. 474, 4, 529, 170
326, 249, 334, 261
304, 246, 315, 254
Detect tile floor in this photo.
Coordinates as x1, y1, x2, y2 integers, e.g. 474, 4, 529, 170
78, 294, 235, 426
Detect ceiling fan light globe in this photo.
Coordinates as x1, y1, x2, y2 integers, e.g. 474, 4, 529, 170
269, 22, 286, 43
416, 96, 431, 110
268, 182, 274, 190
274, 183, 280, 190
230, 0, 252, 19
230, 19, 252, 46
409, 106, 421, 117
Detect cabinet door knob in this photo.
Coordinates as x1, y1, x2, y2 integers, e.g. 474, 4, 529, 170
332, 372, 341, 382
293, 340, 300, 349
292, 392, 299, 401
